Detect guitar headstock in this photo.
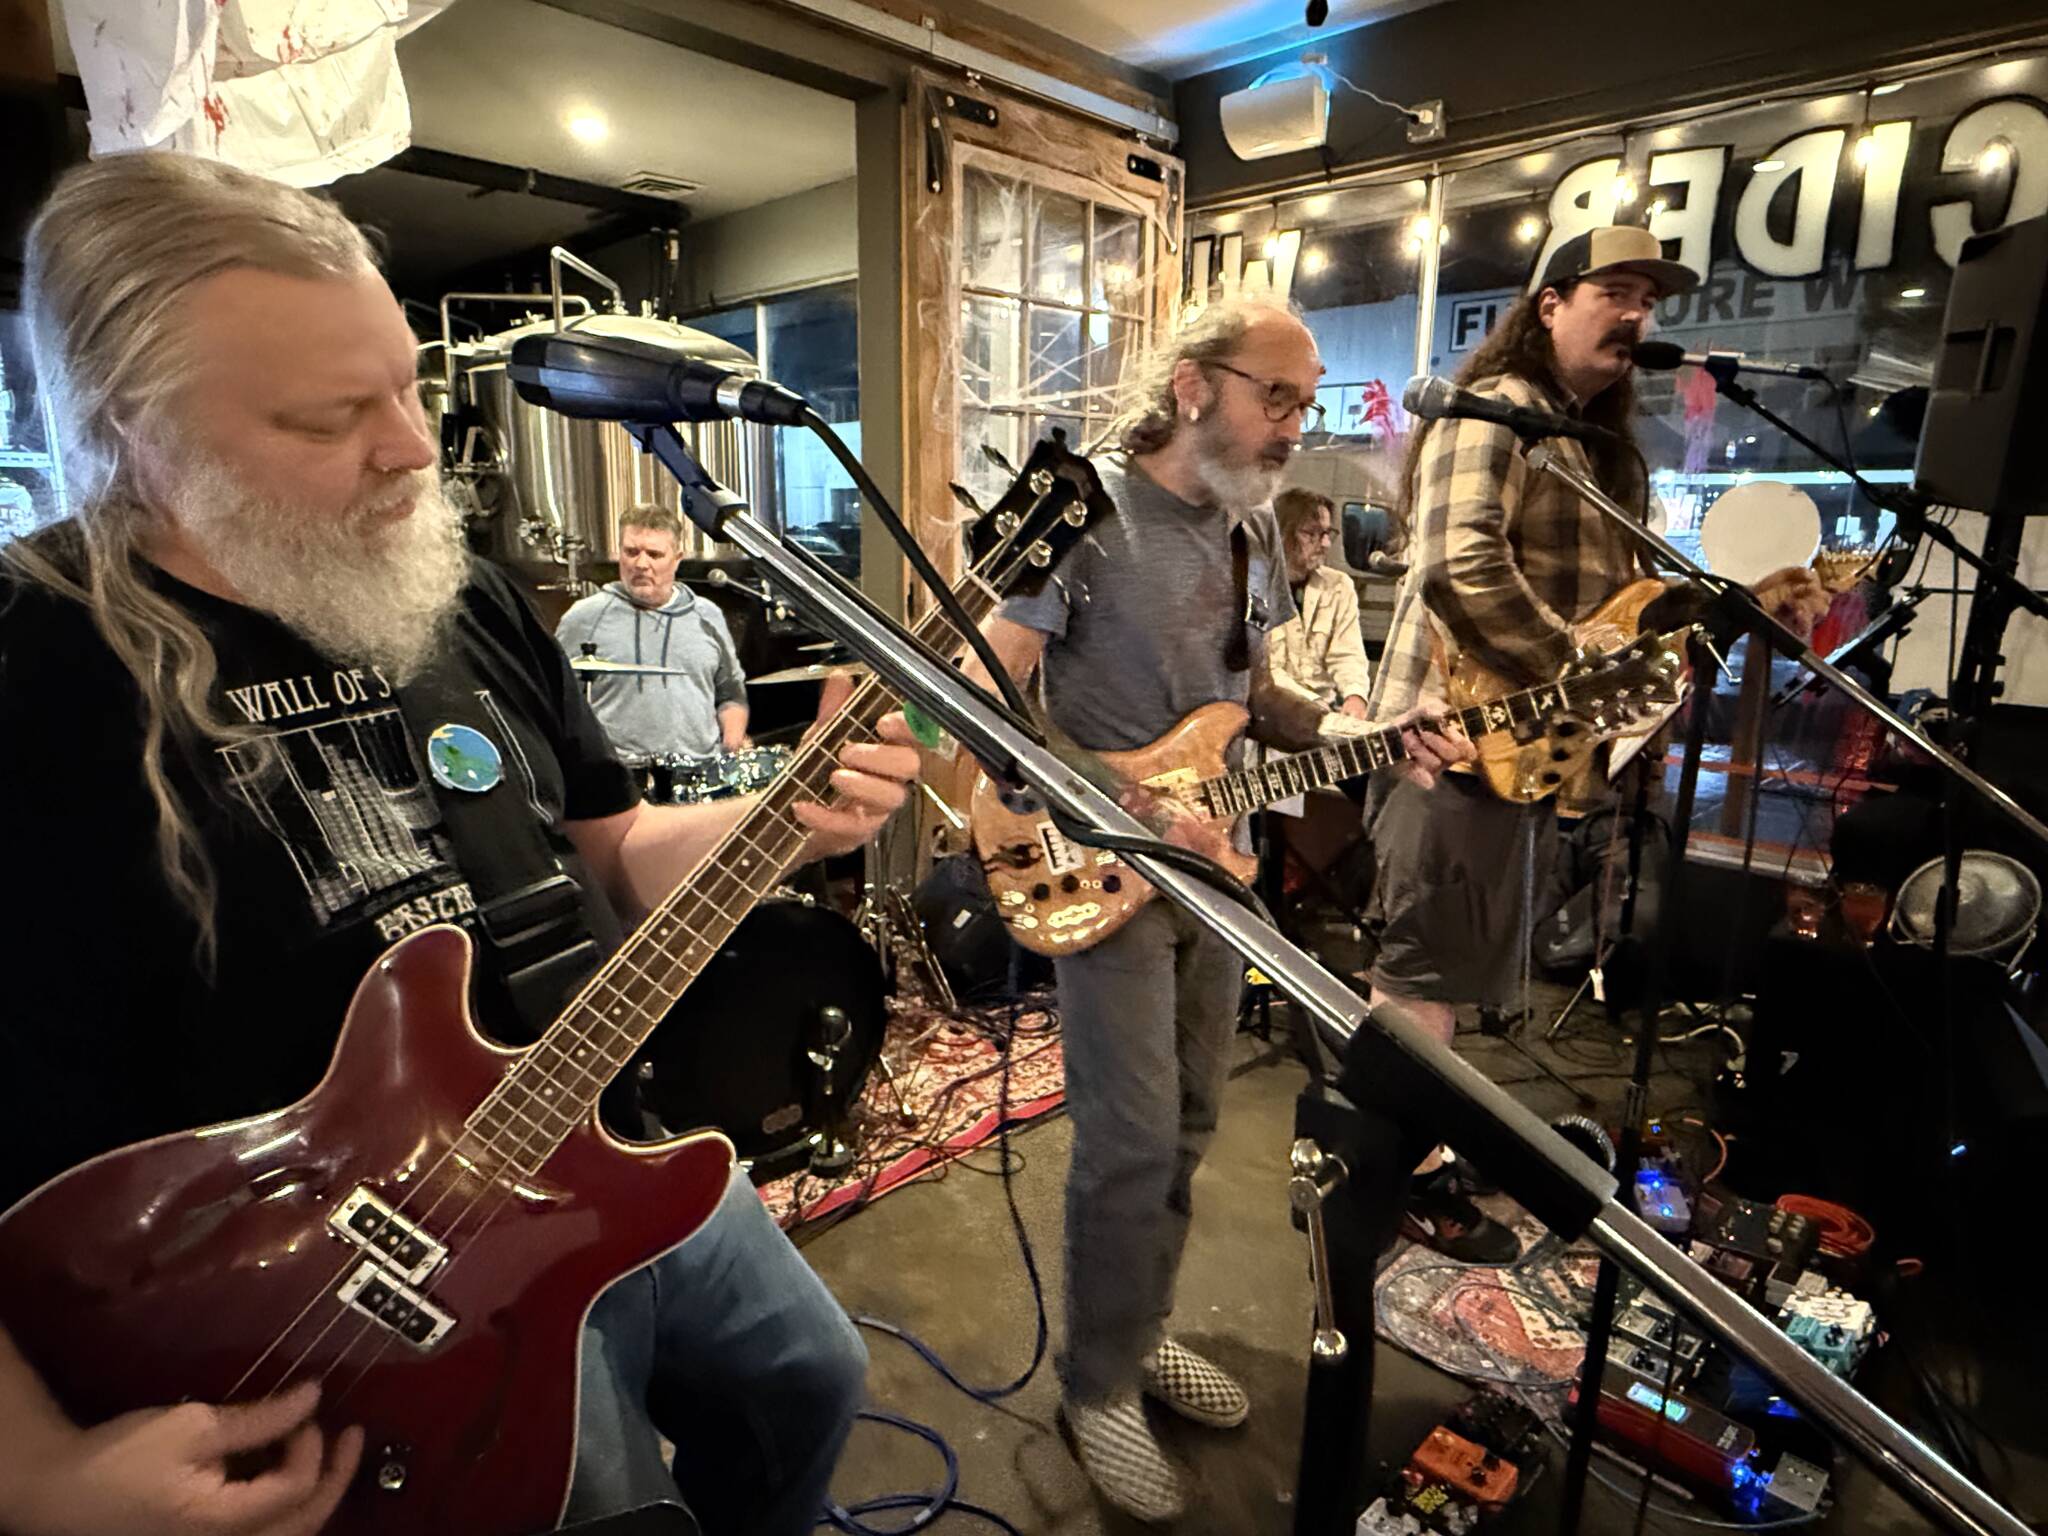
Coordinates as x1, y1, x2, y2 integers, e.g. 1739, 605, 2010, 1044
962, 429, 1114, 598
1557, 626, 1692, 729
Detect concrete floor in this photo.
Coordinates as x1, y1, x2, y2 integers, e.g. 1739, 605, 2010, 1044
794, 975, 2036, 1535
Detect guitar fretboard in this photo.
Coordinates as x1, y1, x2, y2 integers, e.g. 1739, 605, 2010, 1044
451, 562, 1017, 1183
1191, 675, 1585, 820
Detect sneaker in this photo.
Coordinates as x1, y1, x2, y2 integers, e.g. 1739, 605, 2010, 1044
1141, 1338, 1249, 1429
1064, 1392, 1186, 1524
1401, 1170, 1520, 1264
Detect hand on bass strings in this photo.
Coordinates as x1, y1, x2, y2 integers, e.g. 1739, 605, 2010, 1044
793, 673, 923, 861
8, 1379, 362, 1536
1752, 564, 1831, 641
1391, 696, 1474, 789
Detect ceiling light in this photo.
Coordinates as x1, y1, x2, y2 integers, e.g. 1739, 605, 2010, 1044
1979, 140, 2012, 173
1753, 158, 1786, 173
1854, 132, 1879, 169
1867, 404, 1882, 417
1515, 216, 1543, 244
1303, 193, 1333, 217
1303, 247, 1328, 274
1409, 213, 1434, 242
1263, 230, 1283, 259
1647, 197, 1668, 217
1899, 287, 1927, 300
565, 109, 609, 145
1871, 81, 1904, 96
1612, 174, 1637, 206
1406, 178, 1427, 198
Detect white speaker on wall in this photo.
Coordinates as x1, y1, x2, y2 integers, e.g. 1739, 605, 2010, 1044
1218, 74, 1329, 160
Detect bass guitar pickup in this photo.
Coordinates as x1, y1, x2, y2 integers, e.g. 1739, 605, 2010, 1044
337, 1259, 456, 1350
328, 1186, 448, 1286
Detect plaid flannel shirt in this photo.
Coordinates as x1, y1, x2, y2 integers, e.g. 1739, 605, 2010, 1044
1367, 371, 1648, 721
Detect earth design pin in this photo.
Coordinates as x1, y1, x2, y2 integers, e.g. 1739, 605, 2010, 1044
425, 723, 505, 793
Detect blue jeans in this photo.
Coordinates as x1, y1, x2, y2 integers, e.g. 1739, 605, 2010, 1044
565, 1169, 868, 1535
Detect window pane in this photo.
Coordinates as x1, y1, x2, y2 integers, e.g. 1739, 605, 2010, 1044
0, 311, 63, 540
761, 282, 861, 577
1029, 187, 1087, 305
1084, 310, 1140, 403
959, 410, 1025, 515
1024, 305, 1086, 415
961, 295, 1023, 407
963, 167, 1025, 293
1092, 208, 1145, 313
1028, 413, 1088, 455
687, 303, 759, 360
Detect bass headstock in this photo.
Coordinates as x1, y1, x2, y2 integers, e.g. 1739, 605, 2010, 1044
962, 429, 1114, 599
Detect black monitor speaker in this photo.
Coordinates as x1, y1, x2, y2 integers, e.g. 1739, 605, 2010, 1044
1913, 212, 2048, 514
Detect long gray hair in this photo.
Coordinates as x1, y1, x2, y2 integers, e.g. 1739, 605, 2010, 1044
1114, 291, 1306, 455
5, 154, 379, 964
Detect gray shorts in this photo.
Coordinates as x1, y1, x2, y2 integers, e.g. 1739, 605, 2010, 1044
1364, 770, 1558, 1007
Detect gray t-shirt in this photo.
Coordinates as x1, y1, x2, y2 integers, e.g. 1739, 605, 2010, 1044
1000, 455, 1295, 751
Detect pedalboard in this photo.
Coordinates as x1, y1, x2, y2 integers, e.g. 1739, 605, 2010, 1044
1571, 1357, 1759, 1494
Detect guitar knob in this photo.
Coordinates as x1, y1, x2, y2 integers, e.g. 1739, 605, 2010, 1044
1060, 874, 1081, 893
1102, 875, 1121, 893
1031, 883, 1051, 901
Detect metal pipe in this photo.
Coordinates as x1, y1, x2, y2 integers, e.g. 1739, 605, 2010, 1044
550, 247, 625, 332
436, 292, 593, 401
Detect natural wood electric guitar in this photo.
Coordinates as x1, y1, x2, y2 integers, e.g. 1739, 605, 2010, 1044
0, 437, 1111, 1536
972, 620, 1689, 956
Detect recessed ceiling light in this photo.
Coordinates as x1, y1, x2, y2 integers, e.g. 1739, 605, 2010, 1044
1900, 287, 1927, 299
1753, 158, 1786, 173
566, 109, 609, 145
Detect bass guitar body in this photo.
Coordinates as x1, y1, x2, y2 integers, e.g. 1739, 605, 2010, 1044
0, 926, 735, 1536
970, 701, 1256, 958
1449, 576, 1672, 803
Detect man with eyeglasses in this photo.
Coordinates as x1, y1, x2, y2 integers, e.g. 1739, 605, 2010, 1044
971, 294, 1471, 1523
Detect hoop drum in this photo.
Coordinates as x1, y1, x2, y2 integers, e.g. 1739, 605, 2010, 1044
1889, 851, 2041, 961
635, 900, 887, 1173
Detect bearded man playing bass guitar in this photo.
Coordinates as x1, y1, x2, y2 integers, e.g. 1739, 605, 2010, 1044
971, 295, 1472, 1523
1364, 225, 1829, 1262
0, 155, 920, 1536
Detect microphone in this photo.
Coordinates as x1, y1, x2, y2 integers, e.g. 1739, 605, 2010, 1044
508, 329, 811, 425
1363, 550, 1409, 577
1402, 375, 1611, 444
1631, 339, 1829, 381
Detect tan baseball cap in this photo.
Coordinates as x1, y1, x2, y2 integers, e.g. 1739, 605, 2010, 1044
1537, 225, 1699, 299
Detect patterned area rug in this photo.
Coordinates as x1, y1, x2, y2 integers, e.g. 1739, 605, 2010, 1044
757, 992, 1066, 1228
1373, 1196, 1598, 1411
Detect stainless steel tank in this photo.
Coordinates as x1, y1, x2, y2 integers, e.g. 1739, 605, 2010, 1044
459, 310, 769, 566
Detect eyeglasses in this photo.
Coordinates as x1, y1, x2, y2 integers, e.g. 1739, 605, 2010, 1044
1208, 362, 1327, 431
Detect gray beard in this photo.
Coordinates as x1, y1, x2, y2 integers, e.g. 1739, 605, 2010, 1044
169, 463, 470, 683
1191, 424, 1284, 512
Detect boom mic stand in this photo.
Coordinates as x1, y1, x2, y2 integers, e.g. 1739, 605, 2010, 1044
1525, 442, 2048, 1535
612, 408, 2026, 1536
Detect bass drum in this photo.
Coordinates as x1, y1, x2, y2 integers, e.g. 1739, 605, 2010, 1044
636, 899, 888, 1179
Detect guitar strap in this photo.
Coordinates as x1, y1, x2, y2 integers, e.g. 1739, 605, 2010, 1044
1224, 520, 1251, 673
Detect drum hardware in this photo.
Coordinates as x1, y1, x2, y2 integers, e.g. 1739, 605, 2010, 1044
887, 883, 957, 1013
623, 746, 794, 806
804, 1005, 860, 1175
1890, 850, 2041, 970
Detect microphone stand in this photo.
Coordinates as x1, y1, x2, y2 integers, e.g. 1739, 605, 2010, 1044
631, 417, 2026, 1536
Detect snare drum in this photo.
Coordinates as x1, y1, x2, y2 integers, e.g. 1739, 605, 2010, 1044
1889, 851, 2042, 965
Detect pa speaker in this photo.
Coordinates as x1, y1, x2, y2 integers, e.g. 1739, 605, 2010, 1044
1914, 212, 2048, 514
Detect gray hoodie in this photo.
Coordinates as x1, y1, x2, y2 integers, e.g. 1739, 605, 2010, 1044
555, 581, 745, 760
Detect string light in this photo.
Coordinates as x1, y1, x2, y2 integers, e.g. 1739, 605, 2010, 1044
1303, 246, 1328, 274
1263, 229, 1283, 259
1870, 80, 1904, 96
1854, 131, 1879, 169
1646, 197, 1668, 217
1515, 215, 1543, 243
1613, 173, 1637, 205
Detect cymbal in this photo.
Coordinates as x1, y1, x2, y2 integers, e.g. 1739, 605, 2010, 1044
749, 661, 871, 686
570, 656, 693, 676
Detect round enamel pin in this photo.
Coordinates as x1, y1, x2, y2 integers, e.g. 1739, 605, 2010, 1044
425, 723, 504, 793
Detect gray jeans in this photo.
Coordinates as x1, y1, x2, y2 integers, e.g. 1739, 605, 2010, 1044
1054, 898, 1243, 1404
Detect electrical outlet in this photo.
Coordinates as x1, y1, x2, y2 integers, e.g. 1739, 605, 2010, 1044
1407, 99, 1446, 144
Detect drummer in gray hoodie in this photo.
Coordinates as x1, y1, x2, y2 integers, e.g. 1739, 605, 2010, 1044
555, 506, 748, 761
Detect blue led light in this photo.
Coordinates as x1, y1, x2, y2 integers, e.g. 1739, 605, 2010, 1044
1661, 1204, 1674, 1216
1950, 1141, 1969, 1157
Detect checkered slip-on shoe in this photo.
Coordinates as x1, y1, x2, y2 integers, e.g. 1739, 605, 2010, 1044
1140, 1338, 1250, 1429
1063, 1392, 1186, 1524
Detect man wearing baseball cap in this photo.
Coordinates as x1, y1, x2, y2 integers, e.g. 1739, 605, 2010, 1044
1358, 224, 1825, 1262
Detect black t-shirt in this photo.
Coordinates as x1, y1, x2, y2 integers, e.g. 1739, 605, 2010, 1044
0, 544, 638, 1211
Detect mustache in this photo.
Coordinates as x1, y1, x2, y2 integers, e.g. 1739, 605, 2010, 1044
1604, 325, 1643, 348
